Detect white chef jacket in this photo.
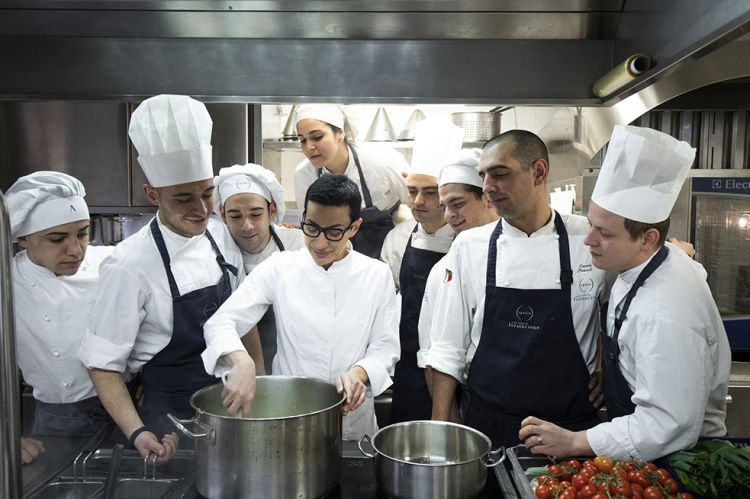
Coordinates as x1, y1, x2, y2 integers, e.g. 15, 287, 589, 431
424, 212, 611, 383
417, 252, 450, 369
13, 245, 114, 403
241, 224, 305, 274
294, 143, 408, 213
202, 247, 400, 440
380, 220, 455, 291
586, 243, 731, 462
79, 215, 244, 374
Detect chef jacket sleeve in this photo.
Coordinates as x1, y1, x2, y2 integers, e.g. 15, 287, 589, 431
586, 318, 710, 461
422, 247, 473, 382
202, 258, 275, 376
381, 153, 409, 205
353, 271, 401, 397
78, 261, 145, 373
416, 263, 442, 368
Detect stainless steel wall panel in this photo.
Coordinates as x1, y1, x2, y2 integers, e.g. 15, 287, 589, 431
0, 37, 611, 104
0, 101, 130, 207
730, 111, 749, 169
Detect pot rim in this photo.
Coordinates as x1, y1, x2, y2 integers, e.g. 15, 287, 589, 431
189, 375, 347, 421
369, 420, 493, 467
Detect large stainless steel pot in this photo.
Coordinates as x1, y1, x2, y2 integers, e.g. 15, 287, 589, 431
168, 376, 345, 499
358, 420, 504, 499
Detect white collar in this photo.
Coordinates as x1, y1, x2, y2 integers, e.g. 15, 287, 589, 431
618, 248, 661, 285
501, 207, 557, 238
155, 212, 207, 258
19, 251, 58, 279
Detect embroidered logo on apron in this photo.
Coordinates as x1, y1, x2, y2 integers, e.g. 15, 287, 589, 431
508, 305, 539, 330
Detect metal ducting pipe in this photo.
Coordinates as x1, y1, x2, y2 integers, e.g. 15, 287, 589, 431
0, 192, 21, 499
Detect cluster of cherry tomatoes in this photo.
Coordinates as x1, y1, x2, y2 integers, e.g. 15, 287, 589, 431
533, 456, 694, 499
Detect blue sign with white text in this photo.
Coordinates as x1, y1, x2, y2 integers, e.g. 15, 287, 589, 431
693, 177, 750, 195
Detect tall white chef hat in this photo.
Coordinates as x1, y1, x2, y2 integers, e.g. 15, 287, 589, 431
4, 171, 89, 238
295, 104, 345, 130
592, 125, 695, 223
438, 148, 483, 188
128, 94, 214, 188
214, 163, 286, 223
409, 118, 464, 178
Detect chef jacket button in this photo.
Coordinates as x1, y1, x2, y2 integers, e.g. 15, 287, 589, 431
63, 382, 70, 387
609, 353, 615, 360
44, 314, 50, 322
53, 351, 60, 357
555, 278, 561, 284
30, 282, 36, 288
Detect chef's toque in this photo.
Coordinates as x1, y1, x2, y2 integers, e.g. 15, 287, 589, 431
438, 148, 483, 188
214, 163, 286, 223
410, 118, 464, 178
295, 104, 345, 130
128, 94, 214, 188
5, 171, 89, 238
592, 125, 695, 223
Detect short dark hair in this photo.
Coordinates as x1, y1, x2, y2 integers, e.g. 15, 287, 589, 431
461, 184, 484, 199
304, 174, 361, 221
483, 130, 549, 170
623, 217, 670, 247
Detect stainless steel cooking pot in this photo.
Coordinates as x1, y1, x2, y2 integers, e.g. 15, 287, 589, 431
168, 376, 345, 499
358, 420, 504, 499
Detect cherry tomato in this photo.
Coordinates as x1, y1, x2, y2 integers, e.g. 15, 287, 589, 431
643, 463, 658, 473
577, 484, 597, 499
579, 467, 596, 480
548, 464, 563, 476
572, 473, 588, 490
592, 456, 614, 473
631, 482, 644, 496
677, 493, 694, 499
655, 468, 672, 484
663, 478, 679, 494
609, 481, 631, 497
628, 470, 651, 488
535, 484, 551, 499
559, 489, 576, 499
566, 459, 582, 471
590, 494, 608, 499
643, 485, 663, 499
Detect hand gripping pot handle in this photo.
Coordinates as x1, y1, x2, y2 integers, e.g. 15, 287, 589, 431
357, 434, 376, 458
483, 447, 506, 468
167, 413, 216, 445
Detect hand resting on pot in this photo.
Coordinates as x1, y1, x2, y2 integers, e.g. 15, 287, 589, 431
221, 351, 257, 417
335, 366, 368, 415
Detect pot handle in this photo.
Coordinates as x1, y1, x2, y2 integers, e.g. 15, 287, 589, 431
484, 447, 506, 468
357, 434, 376, 459
167, 413, 216, 445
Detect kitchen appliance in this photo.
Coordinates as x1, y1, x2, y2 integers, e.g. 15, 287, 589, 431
358, 420, 504, 499
552, 169, 750, 351
450, 112, 501, 143
168, 376, 344, 499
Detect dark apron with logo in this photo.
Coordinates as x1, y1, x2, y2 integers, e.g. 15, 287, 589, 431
390, 225, 447, 423
464, 214, 599, 448
601, 245, 669, 420
256, 226, 285, 373
318, 145, 398, 258
141, 219, 238, 436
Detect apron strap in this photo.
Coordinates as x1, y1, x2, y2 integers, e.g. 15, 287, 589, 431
612, 245, 669, 341
269, 225, 285, 251
150, 218, 237, 299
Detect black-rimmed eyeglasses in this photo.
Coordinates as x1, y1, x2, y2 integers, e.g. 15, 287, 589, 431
301, 220, 355, 241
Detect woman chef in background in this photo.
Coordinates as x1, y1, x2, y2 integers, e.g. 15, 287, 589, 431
294, 105, 409, 258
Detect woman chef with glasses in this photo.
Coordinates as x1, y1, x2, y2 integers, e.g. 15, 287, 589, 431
203, 174, 400, 440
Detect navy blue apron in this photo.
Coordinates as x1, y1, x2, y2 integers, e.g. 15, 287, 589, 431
317, 145, 398, 258
601, 245, 669, 420
464, 213, 600, 448
141, 219, 238, 436
255, 226, 285, 373
390, 225, 447, 423
32, 396, 110, 437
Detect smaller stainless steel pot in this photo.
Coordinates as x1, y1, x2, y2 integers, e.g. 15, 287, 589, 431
358, 420, 504, 499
